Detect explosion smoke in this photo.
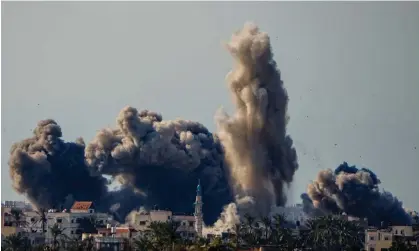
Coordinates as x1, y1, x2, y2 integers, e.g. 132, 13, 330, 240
301, 162, 413, 226
9, 120, 109, 210
84, 108, 233, 223
204, 23, 299, 234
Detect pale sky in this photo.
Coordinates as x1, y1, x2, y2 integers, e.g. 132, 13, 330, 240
2, 2, 419, 210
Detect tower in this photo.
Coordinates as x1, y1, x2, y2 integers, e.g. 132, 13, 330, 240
194, 179, 203, 237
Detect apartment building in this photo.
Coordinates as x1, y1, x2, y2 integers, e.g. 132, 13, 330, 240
23, 201, 113, 242
365, 225, 415, 251
131, 209, 197, 240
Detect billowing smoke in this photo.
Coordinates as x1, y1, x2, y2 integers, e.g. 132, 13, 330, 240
204, 23, 299, 234
301, 162, 413, 226
84, 108, 233, 223
8, 120, 109, 210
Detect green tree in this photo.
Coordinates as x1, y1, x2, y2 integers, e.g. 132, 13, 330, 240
49, 223, 66, 251
1, 232, 30, 251
35, 208, 48, 236
270, 214, 294, 250
303, 215, 363, 251
10, 208, 26, 228
133, 221, 181, 251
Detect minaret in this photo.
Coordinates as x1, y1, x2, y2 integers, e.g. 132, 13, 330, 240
194, 179, 203, 237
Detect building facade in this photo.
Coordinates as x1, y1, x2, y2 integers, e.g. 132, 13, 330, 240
365, 226, 415, 251
23, 201, 112, 242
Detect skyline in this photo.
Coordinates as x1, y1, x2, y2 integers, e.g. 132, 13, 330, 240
2, 2, 419, 211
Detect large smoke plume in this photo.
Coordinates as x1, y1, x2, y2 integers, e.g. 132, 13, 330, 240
204, 23, 299, 234
301, 162, 413, 226
9, 120, 109, 210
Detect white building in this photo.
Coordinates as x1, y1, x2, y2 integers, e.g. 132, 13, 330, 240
132, 209, 197, 240
270, 204, 309, 225
24, 201, 113, 242
131, 181, 203, 240
2, 201, 33, 211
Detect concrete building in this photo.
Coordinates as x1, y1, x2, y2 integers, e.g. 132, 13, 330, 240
365, 225, 415, 251
269, 204, 309, 225
1, 201, 33, 211
23, 201, 113, 242
131, 181, 203, 240
132, 209, 197, 240
82, 225, 136, 251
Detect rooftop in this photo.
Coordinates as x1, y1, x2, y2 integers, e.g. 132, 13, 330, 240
71, 201, 94, 211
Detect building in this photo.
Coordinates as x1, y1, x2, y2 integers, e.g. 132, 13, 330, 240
130, 181, 202, 240
1, 201, 33, 211
365, 225, 415, 251
82, 225, 136, 251
23, 201, 113, 242
269, 204, 309, 225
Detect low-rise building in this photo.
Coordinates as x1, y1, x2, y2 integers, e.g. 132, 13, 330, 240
131, 209, 197, 240
23, 201, 113, 242
365, 225, 415, 251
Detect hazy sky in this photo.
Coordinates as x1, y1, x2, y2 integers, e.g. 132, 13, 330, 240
2, 2, 419, 210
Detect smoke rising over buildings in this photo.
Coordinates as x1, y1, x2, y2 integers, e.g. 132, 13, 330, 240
7, 23, 414, 227
301, 162, 413, 226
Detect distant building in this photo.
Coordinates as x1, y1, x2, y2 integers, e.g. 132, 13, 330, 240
1, 201, 33, 211
269, 204, 309, 225
365, 225, 416, 251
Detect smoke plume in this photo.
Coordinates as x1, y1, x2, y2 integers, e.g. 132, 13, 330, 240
84, 108, 233, 223
9, 120, 109, 210
204, 23, 299, 234
301, 162, 413, 226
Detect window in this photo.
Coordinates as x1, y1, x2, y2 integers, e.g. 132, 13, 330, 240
384, 236, 389, 240
369, 236, 375, 240
400, 230, 404, 235
189, 221, 194, 227
56, 218, 62, 223
30, 218, 35, 222
139, 221, 146, 226
395, 230, 398, 234
369, 248, 375, 251
71, 231, 74, 234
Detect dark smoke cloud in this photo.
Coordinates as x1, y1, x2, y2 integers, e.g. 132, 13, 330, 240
9, 113, 233, 224
84, 108, 233, 224
301, 162, 413, 226
9, 120, 109, 210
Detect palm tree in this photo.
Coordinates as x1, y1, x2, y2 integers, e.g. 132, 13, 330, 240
10, 208, 26, 228
270, 213, 294, 250
259, 215, 272, 243
240, 213, 260, 247
303, 215, 363, 251
134, 221, 182, 251
2, 232, 30, 251
49, 223, 66, 251
35, 208, 48, 236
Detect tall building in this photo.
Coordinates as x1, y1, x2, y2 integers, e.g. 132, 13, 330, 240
194, 180, 203, 237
